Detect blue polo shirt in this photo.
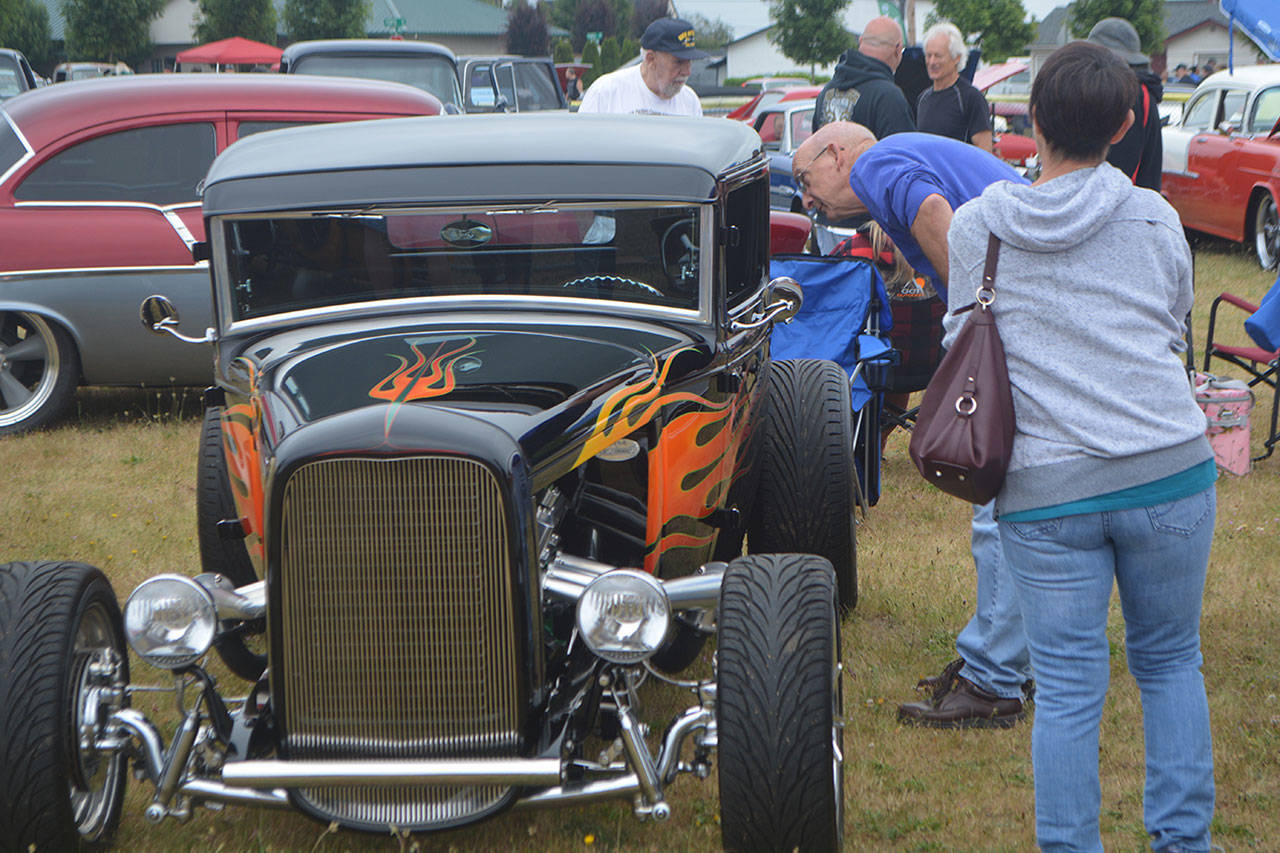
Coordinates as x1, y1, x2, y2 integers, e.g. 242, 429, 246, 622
849, 132, 1026, 301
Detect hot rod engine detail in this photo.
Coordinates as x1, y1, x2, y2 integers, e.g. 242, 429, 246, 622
0, 115, 855, 851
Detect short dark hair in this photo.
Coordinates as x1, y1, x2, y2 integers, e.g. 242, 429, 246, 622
1030, 41, 1137, 161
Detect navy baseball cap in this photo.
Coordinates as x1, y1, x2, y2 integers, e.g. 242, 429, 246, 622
641, 18, 710, 60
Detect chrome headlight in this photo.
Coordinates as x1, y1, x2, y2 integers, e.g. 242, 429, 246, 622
576, 570, 671, 664
124, 575, 218, 669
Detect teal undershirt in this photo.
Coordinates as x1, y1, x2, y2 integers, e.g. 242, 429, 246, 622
1000, 458, 1218, 523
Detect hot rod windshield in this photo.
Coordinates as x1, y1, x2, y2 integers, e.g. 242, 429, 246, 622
219, 203, 705, 322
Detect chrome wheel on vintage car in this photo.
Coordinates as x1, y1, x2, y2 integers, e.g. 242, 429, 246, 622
716, 553, 844, 852
0, 561, 130, 849
0, 311, 79, 435
1256, 192, 1280, 270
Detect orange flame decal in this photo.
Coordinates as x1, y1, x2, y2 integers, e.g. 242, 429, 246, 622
370, 337, 477, 403
222, 359, 266, 565
574, 347, 727, 467
644, 405, 734, 572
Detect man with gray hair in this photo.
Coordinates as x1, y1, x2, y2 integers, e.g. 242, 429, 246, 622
578, 17, 707, 116
916, 22, 992, 151
812, 15, 914, 138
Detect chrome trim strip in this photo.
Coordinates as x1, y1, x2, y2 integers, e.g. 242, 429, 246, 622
14, 200, 202, 212
221, 759, 561, 788
224, 293, 707, 338
0, 263, 207, 280
0, 110, 34, 187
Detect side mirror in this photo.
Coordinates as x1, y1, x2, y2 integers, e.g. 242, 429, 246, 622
140, 295, 214, 344
766, 276, 803, 324
729, 276, 803, 332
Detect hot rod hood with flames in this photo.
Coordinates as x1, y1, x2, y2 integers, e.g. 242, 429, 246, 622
228, 316, 720, 487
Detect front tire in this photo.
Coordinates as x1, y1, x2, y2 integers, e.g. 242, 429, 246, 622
747, 359, 857, 608
0, 311, 79, 435
0, 561, 129, 849
1255, 191, 1279, 270
717, 553, 844, 852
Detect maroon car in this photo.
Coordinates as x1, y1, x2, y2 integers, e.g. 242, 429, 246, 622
0, 74, 442, 434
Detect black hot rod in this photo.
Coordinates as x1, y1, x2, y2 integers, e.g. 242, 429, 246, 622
0, 114, 858, 850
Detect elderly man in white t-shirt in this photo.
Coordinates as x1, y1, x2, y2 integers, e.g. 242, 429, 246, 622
577, 18, 707, 116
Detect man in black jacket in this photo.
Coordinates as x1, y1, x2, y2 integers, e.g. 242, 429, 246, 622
1087, 17, 1164, 191
812, 15, 915, 138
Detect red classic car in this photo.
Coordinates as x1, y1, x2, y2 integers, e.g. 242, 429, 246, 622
0, 74, 441, 434
1162, 65, 1280, 268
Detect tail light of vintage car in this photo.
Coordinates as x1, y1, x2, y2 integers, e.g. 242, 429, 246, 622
273, 454, 530, 829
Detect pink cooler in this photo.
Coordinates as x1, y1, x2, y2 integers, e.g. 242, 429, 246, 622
1194, 373, 1254, 476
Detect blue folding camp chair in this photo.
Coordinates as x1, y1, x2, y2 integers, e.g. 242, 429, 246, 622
768, 253, 895, 511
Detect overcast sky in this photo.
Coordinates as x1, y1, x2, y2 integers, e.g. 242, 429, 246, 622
675, 0, 1067, 42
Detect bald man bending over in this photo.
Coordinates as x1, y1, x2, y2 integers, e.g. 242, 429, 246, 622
794, 121, 1036, 729
812, 16, 914, 138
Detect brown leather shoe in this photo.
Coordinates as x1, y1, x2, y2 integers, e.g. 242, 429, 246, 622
898, 676, 1026, 729
916, 657, 1036, 705
915, 657, 966, 701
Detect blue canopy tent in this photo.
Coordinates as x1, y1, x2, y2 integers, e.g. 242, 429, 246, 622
1220, 0, 1280, 70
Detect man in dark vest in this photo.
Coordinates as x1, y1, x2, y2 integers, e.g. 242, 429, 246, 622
812, 15, 915, 138
1087, 17, 1164, 191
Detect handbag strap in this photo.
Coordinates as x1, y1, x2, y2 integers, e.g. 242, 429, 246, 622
978, 233, 1001, 306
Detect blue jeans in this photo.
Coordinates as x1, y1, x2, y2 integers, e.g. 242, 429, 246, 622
956, 500, 1032, 699
1000, 488, 1216, 853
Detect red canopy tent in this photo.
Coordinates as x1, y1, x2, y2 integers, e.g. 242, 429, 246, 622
176, 37, 282, 71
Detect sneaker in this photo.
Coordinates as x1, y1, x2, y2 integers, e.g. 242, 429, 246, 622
898, 676, 1026, 729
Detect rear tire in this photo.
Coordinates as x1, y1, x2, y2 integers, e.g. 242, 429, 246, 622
0, 560, 128, 850
717, 553, 843, 852
747, 359, 857, 608
197, 406, 265, 680
0, 311, 79, 435
1255, 191, 1279, 270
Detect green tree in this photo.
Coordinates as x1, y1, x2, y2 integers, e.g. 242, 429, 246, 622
927, 0, 1036, 63
506, 0, 550, 56
63, 0, 165, 67
769, 0, 850, 75
553, 38, 574, 62
571, 0, 617, 54
283, 0, 370, 42
1068, 0, 1164, 55
598, 35, 621, 73
581, 39, 601, 85
0, 0, 53, 71
686, 13, 732, 52
194, 0, 277, 45
630, 0, 668, 38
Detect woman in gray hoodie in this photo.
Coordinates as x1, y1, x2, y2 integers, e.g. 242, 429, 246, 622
944, 42, 1216, 853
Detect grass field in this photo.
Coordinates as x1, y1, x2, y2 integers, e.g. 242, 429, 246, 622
1, 237, 1277, 851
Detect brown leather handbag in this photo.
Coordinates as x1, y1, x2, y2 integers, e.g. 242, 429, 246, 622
908, 233, 1015, 504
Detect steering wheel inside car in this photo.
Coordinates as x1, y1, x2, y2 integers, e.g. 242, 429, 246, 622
660, 218, 699, 292
561, 275, 664, 298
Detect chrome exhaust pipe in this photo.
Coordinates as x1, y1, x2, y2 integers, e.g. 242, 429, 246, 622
221, 758, 562, 788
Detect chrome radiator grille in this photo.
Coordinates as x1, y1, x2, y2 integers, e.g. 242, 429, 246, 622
278, 456, 523, 828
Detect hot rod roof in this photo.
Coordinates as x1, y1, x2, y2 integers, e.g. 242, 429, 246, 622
200, 114, 765, 215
